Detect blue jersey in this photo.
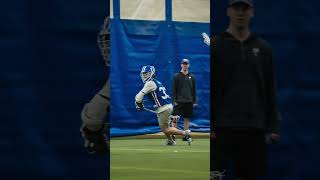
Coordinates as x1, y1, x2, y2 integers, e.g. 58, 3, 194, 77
143, 79, 171, 109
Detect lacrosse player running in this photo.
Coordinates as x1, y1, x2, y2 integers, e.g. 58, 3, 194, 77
135, 65, 192, 145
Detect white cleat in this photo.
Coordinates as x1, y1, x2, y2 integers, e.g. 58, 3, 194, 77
183, 130, 192, 145
164, 139, 176, 146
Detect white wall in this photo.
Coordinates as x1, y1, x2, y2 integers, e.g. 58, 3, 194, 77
110, 0, 210, 22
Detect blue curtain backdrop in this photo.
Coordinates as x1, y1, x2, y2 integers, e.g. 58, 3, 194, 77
0, 0, 109, 179
211, 1, 320, 180
110, 0, 210, 137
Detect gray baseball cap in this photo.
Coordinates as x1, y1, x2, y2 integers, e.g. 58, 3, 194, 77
229, 0, 253, 7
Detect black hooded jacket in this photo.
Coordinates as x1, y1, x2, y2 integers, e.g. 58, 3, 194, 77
211, 32, 281, 133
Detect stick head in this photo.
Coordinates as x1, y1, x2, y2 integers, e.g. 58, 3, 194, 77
201, 32, 210, 46
97, 16, 110, 67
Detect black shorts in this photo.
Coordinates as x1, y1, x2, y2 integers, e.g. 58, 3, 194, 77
172, 102, 193, 118
211, 128, 267, 178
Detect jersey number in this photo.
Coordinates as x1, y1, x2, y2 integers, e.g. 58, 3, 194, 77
159, 87, 170, 100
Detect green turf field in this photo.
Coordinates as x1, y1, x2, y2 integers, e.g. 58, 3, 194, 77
110, 138, 210, 180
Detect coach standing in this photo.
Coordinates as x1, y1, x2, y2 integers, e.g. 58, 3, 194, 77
211, 0, 281, 180
172, 58, 197, 141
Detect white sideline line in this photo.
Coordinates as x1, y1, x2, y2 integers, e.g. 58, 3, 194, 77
111, 166, 209, 175
111, 148, 209, 153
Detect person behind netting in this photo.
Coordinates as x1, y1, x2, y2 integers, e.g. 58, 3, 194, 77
134, 65, 192, 146
80, 16, 110, 154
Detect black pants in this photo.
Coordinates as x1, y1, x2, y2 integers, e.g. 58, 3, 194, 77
172, 102, 193, 118
211, 128, 267, 178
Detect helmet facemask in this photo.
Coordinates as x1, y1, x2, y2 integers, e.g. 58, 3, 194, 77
140, 65, 155, 83
97, 16, 110, 67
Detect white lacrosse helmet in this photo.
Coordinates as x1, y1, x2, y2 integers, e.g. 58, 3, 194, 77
140, 65, 155, 83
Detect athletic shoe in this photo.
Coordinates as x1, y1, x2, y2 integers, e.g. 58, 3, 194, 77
164, 139, 176, 146
172, 134, 176, 141
183, 130, 192, 145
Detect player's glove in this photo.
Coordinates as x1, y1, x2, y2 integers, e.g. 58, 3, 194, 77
80, 124, 109, 154
135, 101, 144, 110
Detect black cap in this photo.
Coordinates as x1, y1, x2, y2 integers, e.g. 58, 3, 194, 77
181, 59, 189, 64
229, 0, 253, 7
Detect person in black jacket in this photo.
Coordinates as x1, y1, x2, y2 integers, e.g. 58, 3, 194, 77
172, 58, 197, 141
80, 16, 110, 154
211, 1, 281, 180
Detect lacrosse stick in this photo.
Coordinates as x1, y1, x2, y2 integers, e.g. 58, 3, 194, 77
143, 107, 157, 114
201, 32, 210, 46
